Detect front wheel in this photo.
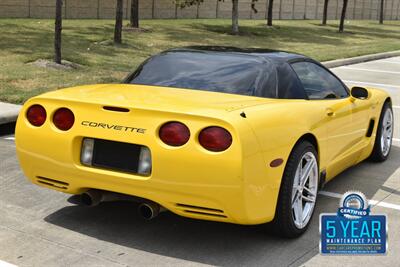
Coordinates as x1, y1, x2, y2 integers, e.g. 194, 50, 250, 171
370, 102, 393, 162
272, 141, 319, 238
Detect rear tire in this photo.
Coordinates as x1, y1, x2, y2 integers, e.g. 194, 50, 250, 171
370, 102, 393, 162
272, 141, 319, 238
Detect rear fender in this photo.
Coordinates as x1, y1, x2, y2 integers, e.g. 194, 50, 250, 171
236, 101, 327, 222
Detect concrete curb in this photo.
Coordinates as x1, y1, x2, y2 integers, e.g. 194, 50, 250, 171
0, 102, 21, 125
323, 50, 400, 68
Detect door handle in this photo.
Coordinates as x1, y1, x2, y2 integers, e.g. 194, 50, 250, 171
326, 108, 335, 117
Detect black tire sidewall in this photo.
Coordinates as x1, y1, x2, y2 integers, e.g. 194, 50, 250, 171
274, 141, 319, 238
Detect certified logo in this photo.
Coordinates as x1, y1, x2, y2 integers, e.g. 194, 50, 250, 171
320, 191, 387, 255
338, 191, 370, 219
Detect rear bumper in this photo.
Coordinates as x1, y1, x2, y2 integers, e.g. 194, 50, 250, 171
18, 152, 232, 221
17, 145, 280, 225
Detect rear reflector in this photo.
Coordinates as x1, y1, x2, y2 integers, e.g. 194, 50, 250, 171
53, 108, 75, 131
159, 122, 190, 146
26, 104, 47, 127
199, 126, 232, 152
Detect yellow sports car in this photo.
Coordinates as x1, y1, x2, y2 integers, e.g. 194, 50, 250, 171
16, 47, 393, 237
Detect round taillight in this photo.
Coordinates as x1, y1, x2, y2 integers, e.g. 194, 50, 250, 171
53, 108, 75, 131
199, 126, 232, 152
26, 104, 46, 127
159, 122, 190, 146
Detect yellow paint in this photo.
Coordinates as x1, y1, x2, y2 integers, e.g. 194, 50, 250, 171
15, 84, 390, 225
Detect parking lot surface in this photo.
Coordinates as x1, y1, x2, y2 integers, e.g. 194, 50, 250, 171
0, 57, 400, 267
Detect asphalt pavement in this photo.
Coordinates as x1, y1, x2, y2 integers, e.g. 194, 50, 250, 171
0, 57, 400, 267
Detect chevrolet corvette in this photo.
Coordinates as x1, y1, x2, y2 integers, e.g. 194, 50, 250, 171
16, 47, 393, 237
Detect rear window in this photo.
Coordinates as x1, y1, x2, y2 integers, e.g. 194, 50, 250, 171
125, 51, 273, 97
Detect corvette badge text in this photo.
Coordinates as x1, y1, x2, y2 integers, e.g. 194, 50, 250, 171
81, 121, 146, 134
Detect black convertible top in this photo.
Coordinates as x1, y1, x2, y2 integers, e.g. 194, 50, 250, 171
125, 46, 333, 100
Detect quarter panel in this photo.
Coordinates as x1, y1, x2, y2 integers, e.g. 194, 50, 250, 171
237, 100, 329, 220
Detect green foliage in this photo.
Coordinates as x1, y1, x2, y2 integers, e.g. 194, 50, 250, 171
175, 0, 258, 13
175, 0, 203, 9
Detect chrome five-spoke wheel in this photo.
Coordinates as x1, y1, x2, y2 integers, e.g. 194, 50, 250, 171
291, 152, 319, 229
370, 102, 393, 162
273, 141, 318, 237
380, 108, 393, 157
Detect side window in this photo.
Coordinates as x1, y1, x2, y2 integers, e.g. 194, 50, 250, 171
256, 66, 278, 98
276, 63, 307, 99
291, 61, 349, 100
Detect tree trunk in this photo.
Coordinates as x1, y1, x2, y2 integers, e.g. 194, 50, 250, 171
114, 0, 123, 44
339, 0, 348, 33
232, 0, 239, 35
322, 0, 329, 25
54, 0, 63, 64
130, 0, 139, 28
267, 0, 274, 26
379, 0, 384, 24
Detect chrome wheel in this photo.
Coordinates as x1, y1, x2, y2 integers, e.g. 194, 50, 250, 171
380, 108, 393, 157
291, 152, 318, 229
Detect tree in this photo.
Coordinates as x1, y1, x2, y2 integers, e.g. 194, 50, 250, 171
114, 0, 123, 44
231, 0, 239, 34
231, 0, 258, 34
54, 0, 63, 64
176, 0, 258, 35
379, 0, 384, 24
267, 0, 273, 26
130, 0, 139, 28
175, 0, 203, 8
322, 0, 329, 25
339, 0, 348, 33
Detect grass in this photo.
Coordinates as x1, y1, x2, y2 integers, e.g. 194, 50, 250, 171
1, 18, 400, 104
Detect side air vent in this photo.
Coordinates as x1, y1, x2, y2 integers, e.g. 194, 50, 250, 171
366, 119, 375, 137
36, 176, 69, 190
176, 203, 227, 218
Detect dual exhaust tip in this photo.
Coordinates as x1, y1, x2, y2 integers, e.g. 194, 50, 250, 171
138, 202, 162, 220
80, 190, 164, 220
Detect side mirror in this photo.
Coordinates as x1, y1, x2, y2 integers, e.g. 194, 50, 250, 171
351, 86, 369, 100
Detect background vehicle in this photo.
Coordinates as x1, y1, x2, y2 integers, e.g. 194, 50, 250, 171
16, 47, 393, 237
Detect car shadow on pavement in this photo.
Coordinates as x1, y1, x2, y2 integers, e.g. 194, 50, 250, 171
45, 200, 331, 266
0, 122, 16, 136
44, 147, 400, 266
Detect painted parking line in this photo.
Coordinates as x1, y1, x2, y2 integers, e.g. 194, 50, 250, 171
342, 80, 400, 88
319, 191, 400, 211
379, 60, 400, 64
393, 138, 400, 142
339, 66, 400, 75
0, 260, 17, 267
394, 105, 400, 109
3, 137, 15, 141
